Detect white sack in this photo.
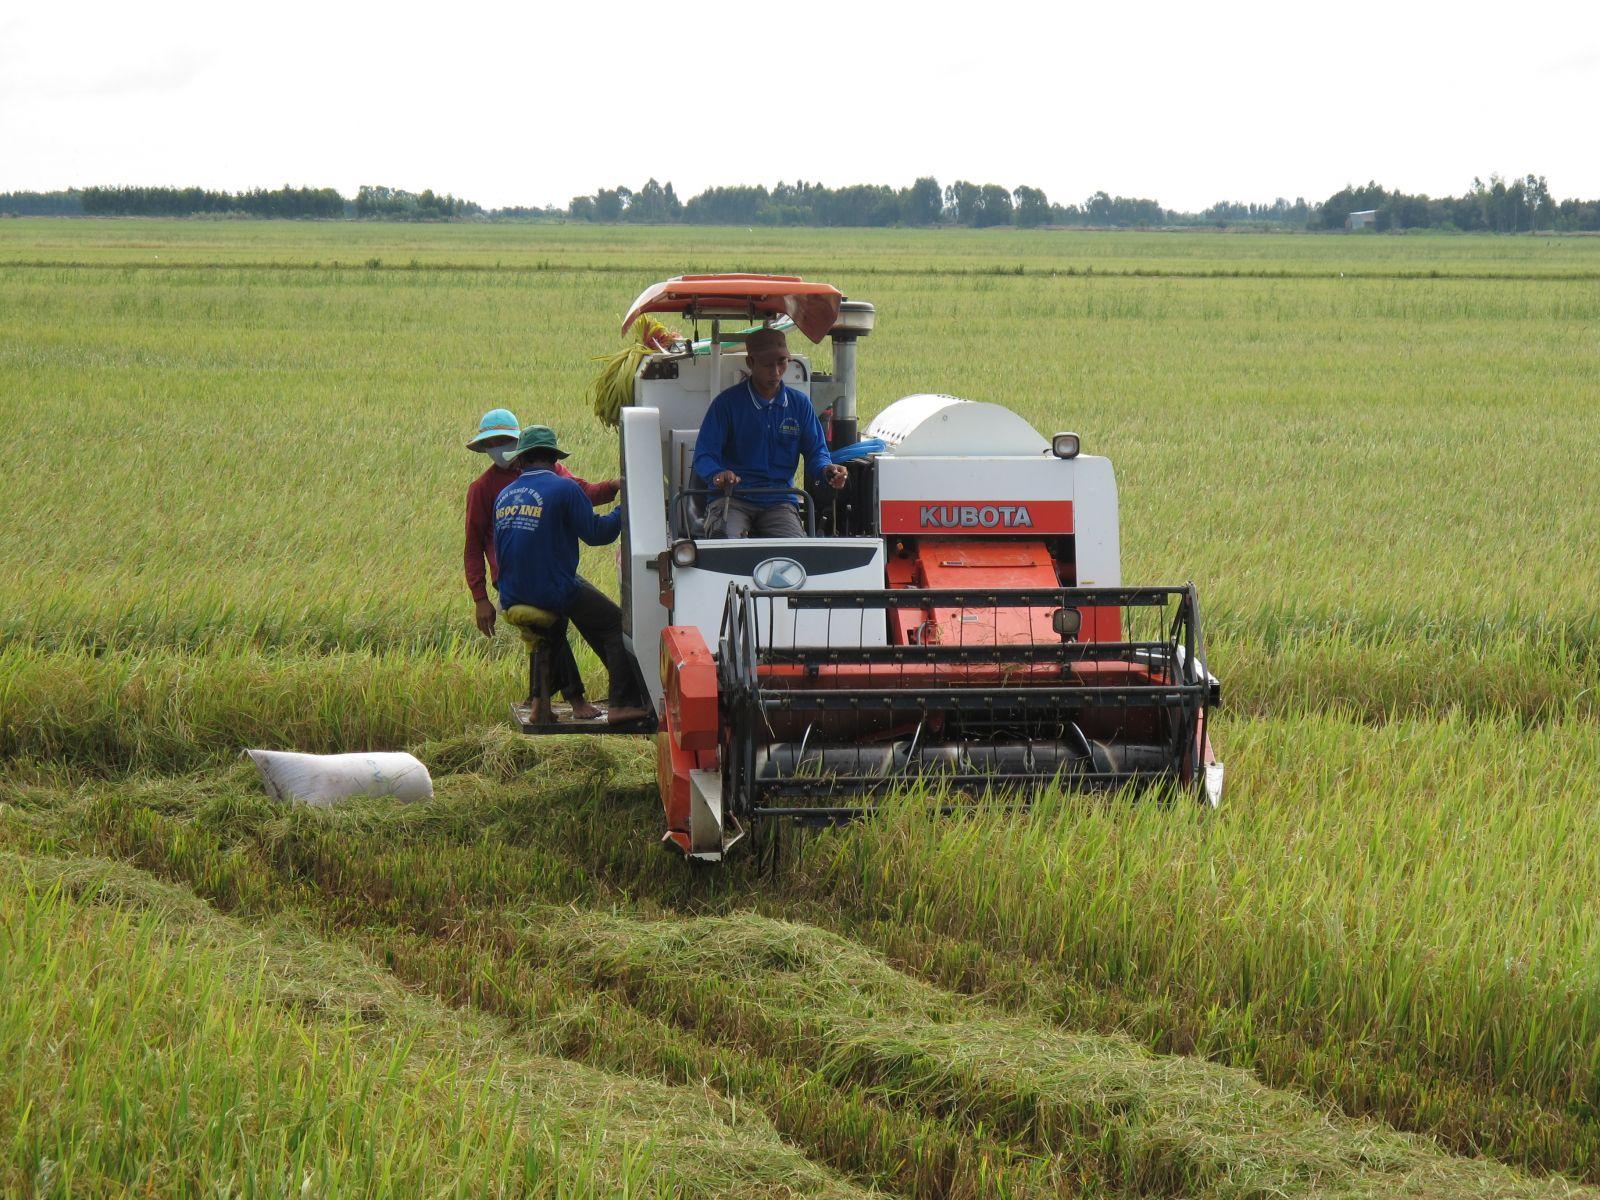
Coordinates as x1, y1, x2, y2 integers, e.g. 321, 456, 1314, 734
245, 749, 433, 808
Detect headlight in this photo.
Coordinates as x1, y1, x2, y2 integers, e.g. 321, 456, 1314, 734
1052, 432, 1081, 459
670, 538, 698, 568
1051, 607, 1082, 639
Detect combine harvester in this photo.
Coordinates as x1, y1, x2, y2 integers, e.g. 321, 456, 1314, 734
522, 274, 1222, 861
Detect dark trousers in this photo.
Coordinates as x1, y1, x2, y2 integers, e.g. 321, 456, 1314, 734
553, 577, 645, 709
545, 630, 586, 702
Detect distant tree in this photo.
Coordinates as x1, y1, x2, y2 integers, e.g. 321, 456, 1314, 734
355, 185, 391, 218
766, 179, 819, 225
490, 205, 562, 220
968, 184, 1009, 227
816, 183, 900, 226
568, 195, 596, 221
0, 189, 83, 215
1012, 185, 1050, 228
593, 187, 626, 222
1374, 192, 1415, 230
944, 180, 982, 226
1309, 175, 1581, 233
80, 183, 340, 218
1314, 181, 1389, 230
1554, 196, 1600, 231
1195, 197, 1311, 228
1073, 191, 1164, 227
352, 184, 479, 220
683, 184, 769, 225
624, 178, 681, 223
900, 176, 943, 225
1526, 175, 1554, 229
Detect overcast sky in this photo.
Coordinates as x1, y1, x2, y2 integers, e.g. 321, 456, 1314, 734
2, 0, 1596, 212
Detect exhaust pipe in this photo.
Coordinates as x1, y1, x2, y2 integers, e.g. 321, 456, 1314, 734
826, 301, 875, 448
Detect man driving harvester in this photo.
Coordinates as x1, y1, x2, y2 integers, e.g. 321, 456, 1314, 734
493, 425, 648, 726
693, 326, 847, 538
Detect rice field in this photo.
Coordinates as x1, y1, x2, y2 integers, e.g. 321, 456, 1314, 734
3, 218, 1600, 1197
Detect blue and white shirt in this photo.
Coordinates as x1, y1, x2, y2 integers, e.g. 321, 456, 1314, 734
493, 468, 620, 611
692, 382, 833, 508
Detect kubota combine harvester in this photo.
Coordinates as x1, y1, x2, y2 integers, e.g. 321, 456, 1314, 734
518, 274, 1222, 861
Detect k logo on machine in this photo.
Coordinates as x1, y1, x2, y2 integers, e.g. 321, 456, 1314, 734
751, 557, 807, 591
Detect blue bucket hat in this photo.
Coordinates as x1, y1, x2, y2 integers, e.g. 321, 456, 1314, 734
467, 408, 520, 450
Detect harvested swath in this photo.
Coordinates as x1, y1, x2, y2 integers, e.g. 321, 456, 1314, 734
526, 908, 1599, 1199
1, 852, 867, 1199
11, 782, 1598, 1199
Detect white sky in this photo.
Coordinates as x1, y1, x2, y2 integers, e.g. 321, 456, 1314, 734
2, 0, 1596, 212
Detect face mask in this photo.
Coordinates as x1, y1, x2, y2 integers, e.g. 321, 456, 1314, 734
486, 446, 516, 468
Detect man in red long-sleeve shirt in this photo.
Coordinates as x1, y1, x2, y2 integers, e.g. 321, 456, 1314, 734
464, 408, 620, 719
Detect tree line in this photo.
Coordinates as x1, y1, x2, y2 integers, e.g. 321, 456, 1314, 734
563, 175, 1599, 231
81, 185, 344, 218
564, 177, 1173, 229
353, 186, 480, 220
3, 175, 1598, 231
1313, 176, 1599, 233
0, 184, 473, 221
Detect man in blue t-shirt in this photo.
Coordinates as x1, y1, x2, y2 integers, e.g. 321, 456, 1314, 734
692, 326, 848, 538
494, 425, 648, 725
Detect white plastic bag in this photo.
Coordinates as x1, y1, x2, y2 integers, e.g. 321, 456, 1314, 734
245, 749, 433, 808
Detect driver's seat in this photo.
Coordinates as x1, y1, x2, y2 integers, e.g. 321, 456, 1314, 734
679, 471, 721, 539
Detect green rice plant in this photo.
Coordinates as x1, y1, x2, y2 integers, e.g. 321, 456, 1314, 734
5, 218, 1600, 277
793, 710, 1600, 1146
3, 227, 1598, 670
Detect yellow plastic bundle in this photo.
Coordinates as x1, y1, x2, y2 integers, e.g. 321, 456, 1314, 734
589, 317, 676, 428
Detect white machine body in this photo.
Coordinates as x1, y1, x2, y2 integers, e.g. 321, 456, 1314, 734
620, 361, 1122, 712
869, 396, 1122, 590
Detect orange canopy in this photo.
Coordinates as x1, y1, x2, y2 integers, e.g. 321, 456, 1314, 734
621, 274, 844, 343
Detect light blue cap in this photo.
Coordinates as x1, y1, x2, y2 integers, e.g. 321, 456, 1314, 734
467, 408, 520, 450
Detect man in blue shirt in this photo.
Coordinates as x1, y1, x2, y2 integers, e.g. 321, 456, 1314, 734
692, 326, 848, 538
494, 425, 648, 724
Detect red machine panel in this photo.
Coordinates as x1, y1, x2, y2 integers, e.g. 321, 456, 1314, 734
884, 538, 1122, 646
657, 626, 719, 853
890, 540, 1060, 644
880, 500, 1073, 535
660, 626, 718, 750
